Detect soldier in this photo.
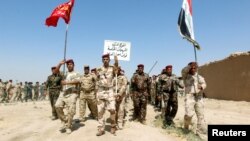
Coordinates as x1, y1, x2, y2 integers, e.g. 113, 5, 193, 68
158, 65, 184, 126
95, 54, 119, 136
16, 82, 22, 102
113, 68, 128, 130
79, 65, 98, 122
181, 62, 207, 136
150, 75, 157, 105
46, 66, 63, 120
33, 82, 40, 101
130, 64, 150, 124
4, 80, 13, 102
23, 81, 29, 102
0, 79, 5, 102
55, 59, 81, 134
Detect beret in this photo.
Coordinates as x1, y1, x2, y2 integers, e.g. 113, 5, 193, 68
84, 65, 89, 68
51, 66, 56, 70
188, 62, 197, 67
165, 65, 172, 69
66, 59, 74, 64
137, 64, 144, 68
102, 53, 110, 58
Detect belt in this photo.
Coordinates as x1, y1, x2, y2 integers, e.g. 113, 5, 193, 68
100, 87, 112, 91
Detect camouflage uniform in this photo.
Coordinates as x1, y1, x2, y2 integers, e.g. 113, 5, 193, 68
130, 67, 150, 123
55, 71, 80, 131
79, 71, 98, 120
182, 65, 207, 135
113, 73, 128, 129
33, 83, 40, 101
158, 73, 183, 125
23, 82, 29, 102
46, 73, 63, 119
96, 65, 117, 132
0, 81, 5, 102
150, 76, 157, 105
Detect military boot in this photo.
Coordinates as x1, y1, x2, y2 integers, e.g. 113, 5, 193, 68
110, 126, 117, 135
96, 129, 105, 136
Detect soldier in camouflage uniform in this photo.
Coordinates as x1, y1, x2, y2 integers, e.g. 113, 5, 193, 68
113, 68, 128, 130
95, 54, 119, 136
79, 65, 98, 122
55, 59, 81, 134
158, 65, 184, 126
33, 82, 40, 101
23, 81, 29, 102
0, 79, 5, 102
181, 62, 207, 136
46, 66, 63, 120
130, 64, 150, 124
150, 75, 157, 105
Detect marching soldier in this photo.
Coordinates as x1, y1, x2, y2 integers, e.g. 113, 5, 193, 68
182, 62, 207, 137
55, 59, 81, 134
113, 68, 128, 130
46, 66, 63, 120
79, 65, 98, 122
130, 64, 150, 124
95, 54, 119, 136
157, 65, 184, 126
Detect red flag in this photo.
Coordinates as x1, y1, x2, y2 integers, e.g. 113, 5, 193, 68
45, 0, 75, 27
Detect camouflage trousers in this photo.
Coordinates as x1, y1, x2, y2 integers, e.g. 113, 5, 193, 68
133, 92, 148, 121
150, 88, 156, 104
79, 91, 98, 119
96, 88, 116, 131
49, 89, 60, 117
115, 95, 126, 127
184, 93, 207, 134
162, 92, 178, 122
55, 92, 78, 129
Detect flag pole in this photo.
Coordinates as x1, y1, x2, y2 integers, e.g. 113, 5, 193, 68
63, 24, 69, 75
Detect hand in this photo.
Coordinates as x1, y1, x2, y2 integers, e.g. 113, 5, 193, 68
61, 80, 67, 85
59, 60, 66, 65
198, 85, 203, 90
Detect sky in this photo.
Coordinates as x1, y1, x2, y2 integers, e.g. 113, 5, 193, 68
0, 0, 249, 84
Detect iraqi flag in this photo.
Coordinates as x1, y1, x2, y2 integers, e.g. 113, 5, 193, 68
178, 0, 200, 49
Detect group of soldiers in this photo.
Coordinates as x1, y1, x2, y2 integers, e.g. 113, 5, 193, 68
46, 54, 130, 135
1, 53, 207, 138
0, 79, 47, 103
45, 53, 207, 138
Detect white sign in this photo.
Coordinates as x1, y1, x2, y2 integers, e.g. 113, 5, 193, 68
104, 40, 131, 61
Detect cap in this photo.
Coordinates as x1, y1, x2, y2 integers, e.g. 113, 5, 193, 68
91, 68, 96, 72
102, 53, 110, 58
165, 65, 172, 69
137, 64, 144, 68
66, 59, 74, 65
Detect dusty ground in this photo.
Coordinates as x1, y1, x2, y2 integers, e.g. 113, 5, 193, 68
1, 96, 250, 141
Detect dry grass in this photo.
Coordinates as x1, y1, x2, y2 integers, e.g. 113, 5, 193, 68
153, 115, 204, 141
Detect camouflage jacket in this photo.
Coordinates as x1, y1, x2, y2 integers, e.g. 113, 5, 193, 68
157, 73, 183, 94
46, 73, 63, 90
131, 72, 150, 93
80, 73, 97, 91
96, 65, 116, 88
113, 74, 128, 96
